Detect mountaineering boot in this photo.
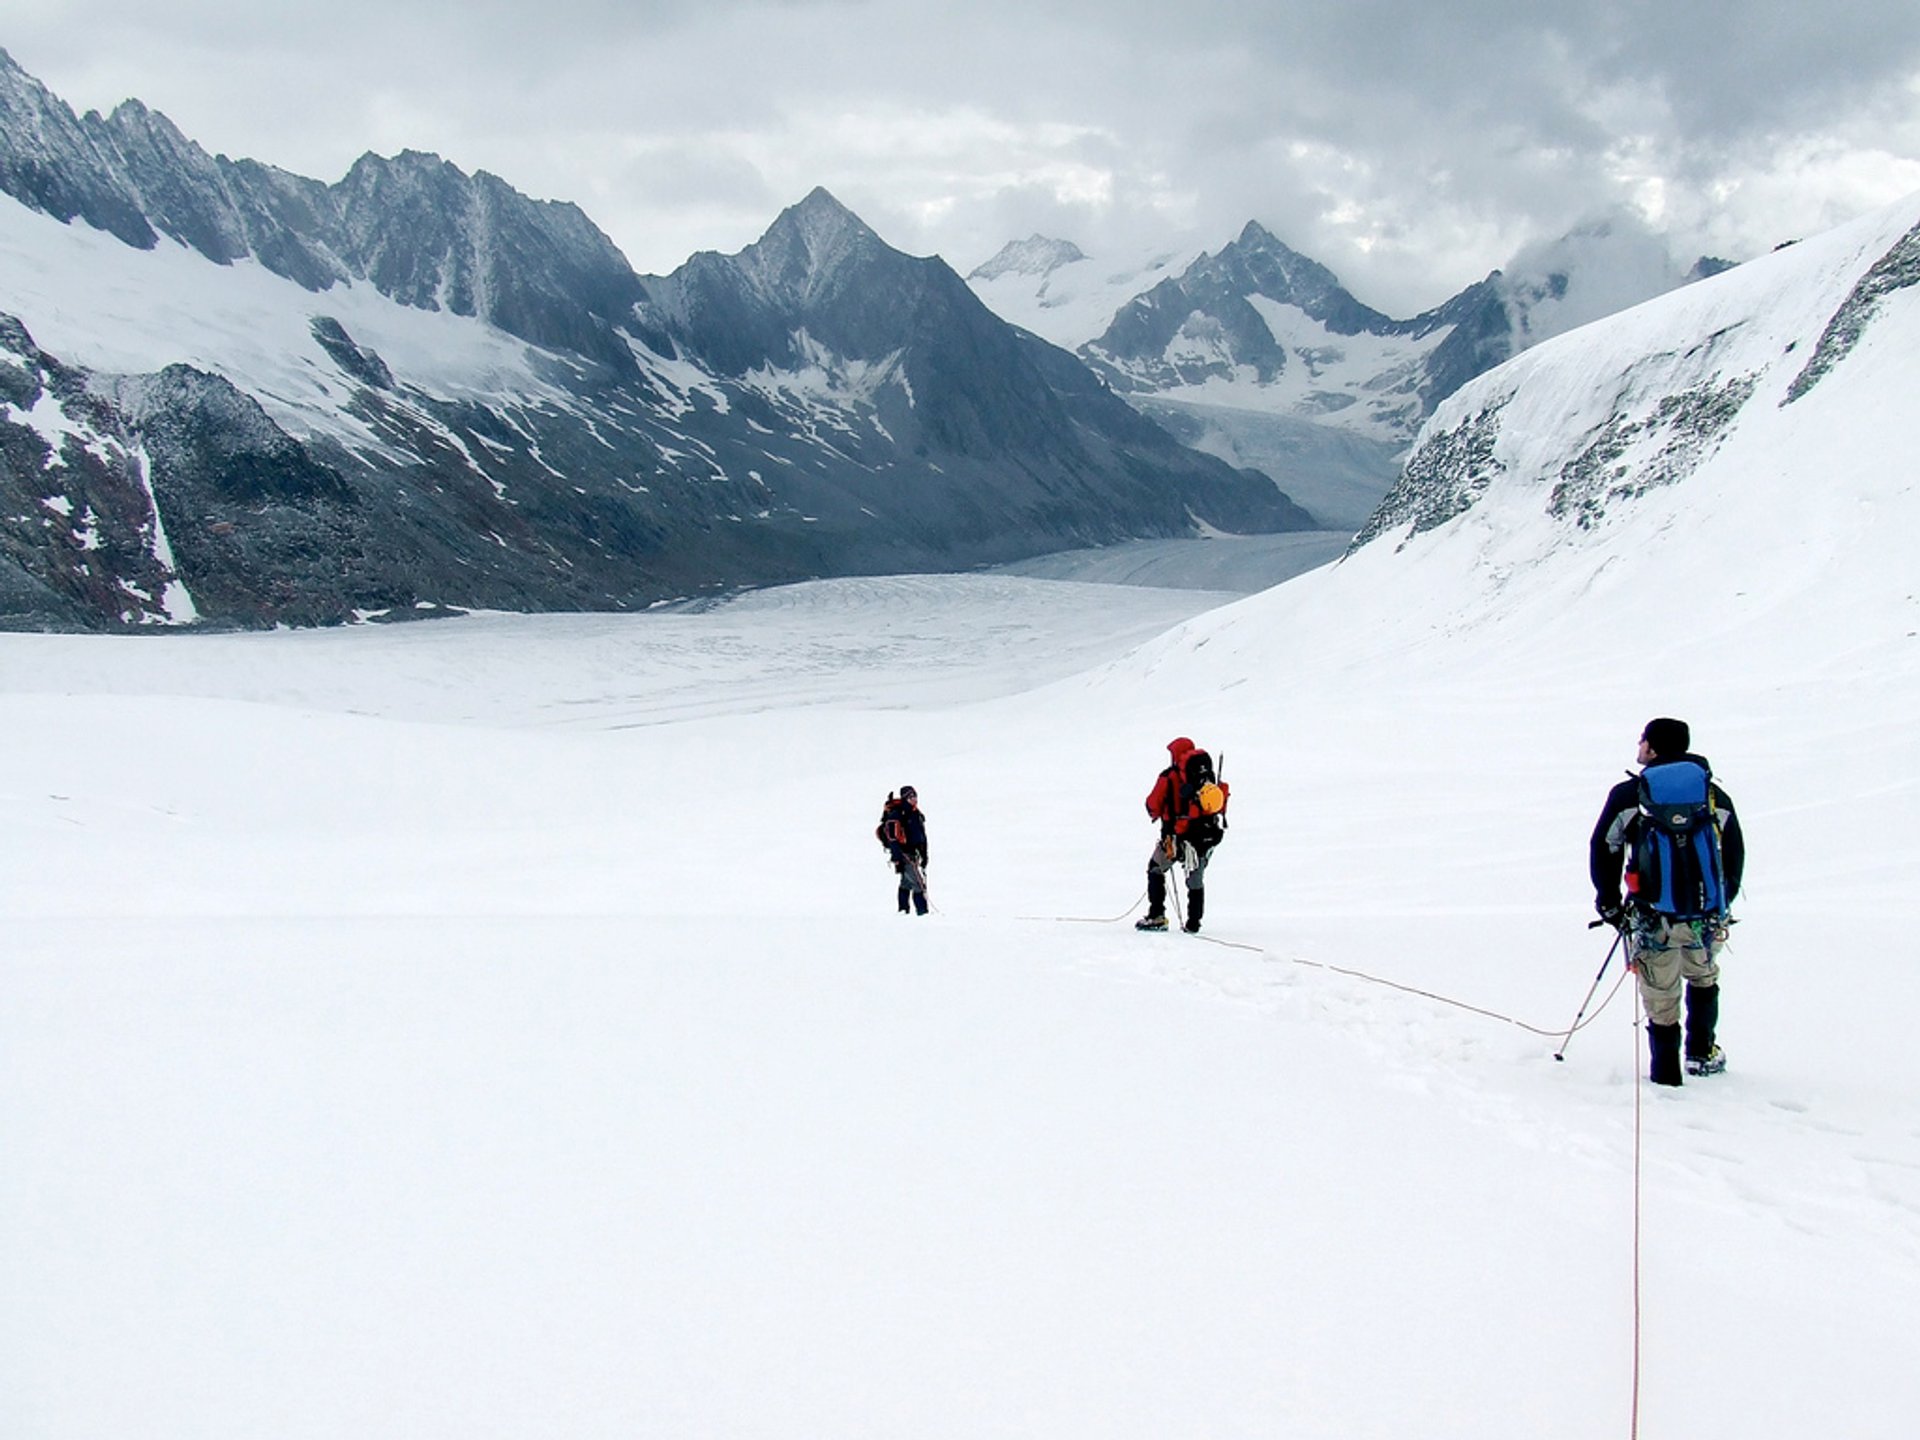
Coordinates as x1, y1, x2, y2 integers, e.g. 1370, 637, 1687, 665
1685, 1046, 1727, 1077
1139, 866, 1169, 929
913, 888, 928, 917
1647, 1022, 1684, 1087
1684, 984, 1721, 1071
897, 885, 911, 914
1183, 887, 1205, 934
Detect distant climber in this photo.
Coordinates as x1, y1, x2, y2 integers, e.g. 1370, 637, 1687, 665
877, 785, 929, 916
1137, 737, 1229, 933
1590, 717, 1745, 1085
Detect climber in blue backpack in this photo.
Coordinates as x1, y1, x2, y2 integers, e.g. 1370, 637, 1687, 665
1590, 717, 1746, 1086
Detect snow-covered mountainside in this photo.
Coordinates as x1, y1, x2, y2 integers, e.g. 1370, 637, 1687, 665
1349, 195, 1917, 570
1081, 213, 1725, 450
969, 214, 1727, 528
965, 234, 1204, 352
0, 50, 1309, 631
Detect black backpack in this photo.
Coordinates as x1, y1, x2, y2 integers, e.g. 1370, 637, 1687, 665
876, 794, 902, 850
1181, 749, 1229, 848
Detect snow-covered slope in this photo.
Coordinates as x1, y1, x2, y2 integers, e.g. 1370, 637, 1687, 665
1497, 210, 1732, 351
965, 234, 1205, 350
1351, 194, 1918, 573
3, 194, 1917, 1438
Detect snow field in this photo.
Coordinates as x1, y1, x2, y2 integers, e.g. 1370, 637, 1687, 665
5, 546, 1918, 1438
6, 191, 1920, 1439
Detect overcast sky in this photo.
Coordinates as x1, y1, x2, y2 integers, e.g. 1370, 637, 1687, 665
8, 1, 1920, 312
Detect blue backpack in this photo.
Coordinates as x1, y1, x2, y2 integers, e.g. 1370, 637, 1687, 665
1633, 760, 1728, 919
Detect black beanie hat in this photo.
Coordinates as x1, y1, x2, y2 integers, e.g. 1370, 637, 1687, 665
1642, 717, 1690, 758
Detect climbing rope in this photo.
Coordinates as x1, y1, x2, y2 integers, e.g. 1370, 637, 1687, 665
1029, 896, 1646, 1436
1289, 949, 1632, 1039
1027, 896, 1649, 1434
1031, 901, 1631, 1040
1021, 890, 1149, 925
1629, 999, 1646, 1440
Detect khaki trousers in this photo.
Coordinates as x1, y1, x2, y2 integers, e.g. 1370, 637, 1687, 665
1628, 914, 1723, 1026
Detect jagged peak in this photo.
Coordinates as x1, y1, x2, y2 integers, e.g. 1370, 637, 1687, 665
1185, 220, 1356, 314
736, 187, 889, 303
0, 45, 65, 107
1225, 220, 1333, 276
1236, 219, 1282, 249
793, 184, 856, 216
102, 97, 200, 151
774, 186, 878, 249
347, 148, 466, 182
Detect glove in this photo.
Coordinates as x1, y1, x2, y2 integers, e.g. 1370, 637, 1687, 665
1595, 896, 1625, 928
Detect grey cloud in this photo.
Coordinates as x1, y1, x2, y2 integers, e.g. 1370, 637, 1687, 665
7, 1, 1918, 311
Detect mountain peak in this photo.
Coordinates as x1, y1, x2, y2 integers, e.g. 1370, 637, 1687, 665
794, 184, 854, 215
1236, 220, 1281, 249
968, 235, 1088, 282
736, 187, 888, 304
775, 186, 877, 249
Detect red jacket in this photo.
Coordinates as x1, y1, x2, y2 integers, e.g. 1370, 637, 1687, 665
1146, 737, 1198, 835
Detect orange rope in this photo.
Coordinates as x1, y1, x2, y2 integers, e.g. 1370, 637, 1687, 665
1036, 902, 1650, 1432
1630, 1002, 1645, 1439
1032, 908, 1632, 1039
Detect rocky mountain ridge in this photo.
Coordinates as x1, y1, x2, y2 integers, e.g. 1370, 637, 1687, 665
1077, 215, 1728, 447
0, 50, 1309, 631
0, 53, 647, 376
967, 213, 1732, 526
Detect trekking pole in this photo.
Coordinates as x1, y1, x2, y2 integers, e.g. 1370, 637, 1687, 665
1553, 922, 1626, 1062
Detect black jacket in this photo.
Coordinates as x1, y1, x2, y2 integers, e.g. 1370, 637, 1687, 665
1589, 752, 1744, 909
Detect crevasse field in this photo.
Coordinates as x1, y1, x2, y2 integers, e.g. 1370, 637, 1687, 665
6, 204, 1920, 1436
